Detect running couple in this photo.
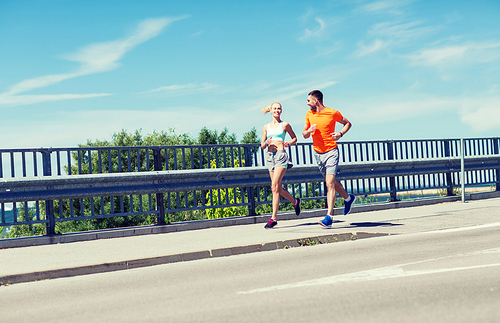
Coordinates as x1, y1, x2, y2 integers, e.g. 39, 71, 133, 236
262, 90, 356, 229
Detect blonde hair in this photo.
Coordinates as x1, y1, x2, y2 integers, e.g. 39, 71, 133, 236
261, 102, 281, 114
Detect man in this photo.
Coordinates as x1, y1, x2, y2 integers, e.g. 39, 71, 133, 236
302, 90, 356, 227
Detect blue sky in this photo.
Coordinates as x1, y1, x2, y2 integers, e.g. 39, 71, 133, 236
1, 0, 499, 149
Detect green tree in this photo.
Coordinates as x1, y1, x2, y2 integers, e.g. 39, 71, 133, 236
197, 127, 237, 145
74, 128, 197, 173
241, 127, 260, 144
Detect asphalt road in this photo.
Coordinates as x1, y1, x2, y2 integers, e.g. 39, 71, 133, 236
2, 222, 499, 323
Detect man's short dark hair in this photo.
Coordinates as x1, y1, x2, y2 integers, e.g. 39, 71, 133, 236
308, 90, 323, 104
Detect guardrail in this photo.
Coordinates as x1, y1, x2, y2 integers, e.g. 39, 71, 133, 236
1, 154, 499, 236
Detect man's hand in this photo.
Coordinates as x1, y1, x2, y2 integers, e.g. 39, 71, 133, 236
302, 124, 317, 139
308, 124, 317, 133
331, 132, 342, 141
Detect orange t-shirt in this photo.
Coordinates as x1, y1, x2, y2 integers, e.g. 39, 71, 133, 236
305, 107, 343, 153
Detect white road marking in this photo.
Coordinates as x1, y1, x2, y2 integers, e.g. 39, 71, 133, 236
239, 262, 500, 295
239, 245, 500, 295
421, 222, 500, 235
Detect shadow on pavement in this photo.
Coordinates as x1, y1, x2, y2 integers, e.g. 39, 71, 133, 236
274, 220, 402, 230
349, 222, 403, 228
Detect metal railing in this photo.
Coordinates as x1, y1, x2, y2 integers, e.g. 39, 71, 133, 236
1, 138, 499, 177
1, 137, 499, 237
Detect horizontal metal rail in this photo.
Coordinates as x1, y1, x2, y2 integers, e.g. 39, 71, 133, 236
1, 156, 499, 203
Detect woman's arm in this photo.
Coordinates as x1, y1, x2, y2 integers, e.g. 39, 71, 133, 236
261, 124, 268, 150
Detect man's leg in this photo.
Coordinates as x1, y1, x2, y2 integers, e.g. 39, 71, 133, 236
316, 148, 341, 227
335, 178, 357, 215
318, 174, 336, 227
334, 178, 348, 199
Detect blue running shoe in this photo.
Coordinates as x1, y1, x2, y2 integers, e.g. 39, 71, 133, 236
319, 215, 333, 228
343, 194, 357, 215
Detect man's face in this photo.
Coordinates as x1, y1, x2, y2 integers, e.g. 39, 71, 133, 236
307, 95, 318, 110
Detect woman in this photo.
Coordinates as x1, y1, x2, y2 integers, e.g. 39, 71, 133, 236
261, 102, 301, 229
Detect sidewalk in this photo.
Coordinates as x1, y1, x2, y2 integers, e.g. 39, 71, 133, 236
1, 193, 500, 285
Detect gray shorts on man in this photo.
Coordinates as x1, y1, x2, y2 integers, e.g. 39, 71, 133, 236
313, 147, 339, 178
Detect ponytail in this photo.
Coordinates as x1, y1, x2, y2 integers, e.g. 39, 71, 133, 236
261, 105, 272, 114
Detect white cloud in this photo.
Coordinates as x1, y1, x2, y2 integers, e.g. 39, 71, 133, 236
356, 39, 389, 56
298, 8, 314, 23
361, 0, 414, 15
299, 17, 326, 41
352, 97, 458, 125
0, 93, 112, 106
408, 41, 500, 67
191, 30, 205, 37
314, 42, 343, 57
144, 83, 219, 95
275, 80, 337, 102
347, 95, 500, 134
409, 45, 468, 66
64, 16, 189, 76
355, 20, 437, 56
369, 20, 436, 40
353, 17, 437, 58
0, 16, 189, 107
460, 98, 500, 132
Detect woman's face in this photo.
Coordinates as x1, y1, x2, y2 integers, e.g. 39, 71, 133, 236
271, 103, 282, 117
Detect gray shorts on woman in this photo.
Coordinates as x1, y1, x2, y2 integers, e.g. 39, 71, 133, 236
313, 147, 339, 177
266, 150, 293, 172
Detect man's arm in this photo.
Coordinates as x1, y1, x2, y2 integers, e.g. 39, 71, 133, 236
302, 123, 316, 139
331, 116, 352, 141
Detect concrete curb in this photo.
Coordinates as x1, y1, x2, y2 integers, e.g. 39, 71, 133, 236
2, 191, 500, 249
0, 231, 390, 286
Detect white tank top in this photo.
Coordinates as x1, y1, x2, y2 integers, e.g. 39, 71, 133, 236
266, 122, 286, 141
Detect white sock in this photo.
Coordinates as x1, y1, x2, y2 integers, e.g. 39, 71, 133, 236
345, 195, 352, 202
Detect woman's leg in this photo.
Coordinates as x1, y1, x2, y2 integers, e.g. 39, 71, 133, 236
278, 185, 296, 204
270, 167, 296, 220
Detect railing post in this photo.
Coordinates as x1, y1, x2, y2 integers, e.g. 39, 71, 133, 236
243, 146, 256, 216
153, 148, 166, 225
443, 140, 455, 196
461, 139, 465, 202
494, 138, 500, 191
42, 150, 56, 235
387, 141, 398, 202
